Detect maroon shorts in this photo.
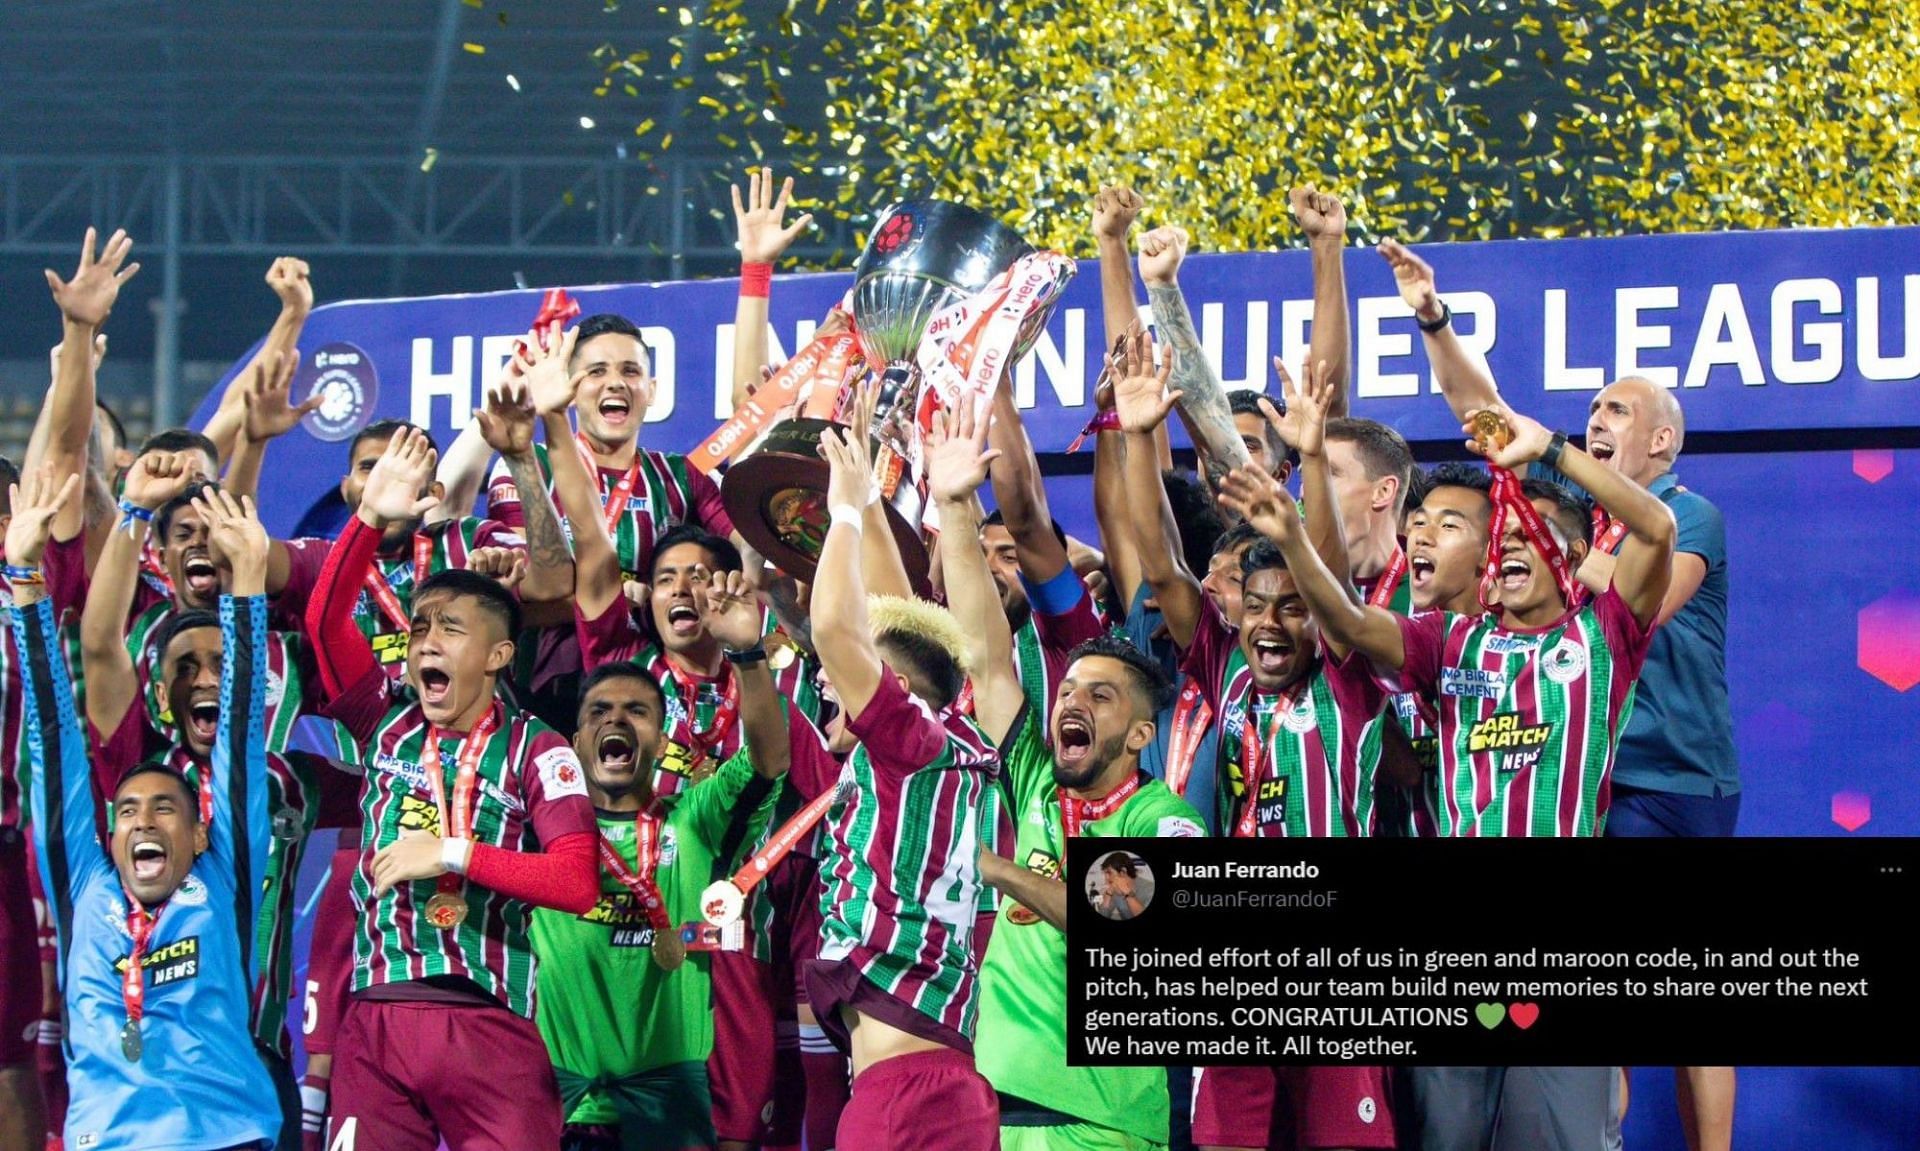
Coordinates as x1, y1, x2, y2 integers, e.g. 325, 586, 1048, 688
1192, 1064, 1396, 1149
838, 1047, 997, 1151
708, 949, 777, 1142
330, 997, 561, 1151
0, 832, 42, 1065
774, 854, 824, 1003
302, 847, 360, 1057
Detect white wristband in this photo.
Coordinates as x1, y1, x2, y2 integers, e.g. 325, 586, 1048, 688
441, 836, 473, 875
828, 505, 864, 533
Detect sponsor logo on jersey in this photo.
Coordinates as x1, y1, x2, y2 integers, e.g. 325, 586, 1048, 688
584, 892, 650, 936
1280, 693, 1317, 734
371, 752, 428, 791
1542, 639, 1589, 685
115, 935, 201, 986
265, 666, 286, 711
172, 875, 209, 907
659, 826, 679, 867
1441, 667, 1509, 699
1022, 848, 1061, 880
536, 746, 588, 799
369, 631, 410, 666
1157, 816, 1204, 838
1467, 712, 1552, 772
1255, 776, 1289, 828
478, 776, 523, 816
1482, 634, 1538, 655
397, 792, 441, 834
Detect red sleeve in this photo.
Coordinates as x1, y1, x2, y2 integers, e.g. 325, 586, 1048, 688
1593, 586, 1655, 680
466, 831, 598, 915
1377, 611, 1450, 699
1177, 598, 1237, 713
40, 533, 90, 616
845, 669, 949, 779
271, 537, 333, 631
304, 517, 389, 739
575, 596, 645, 667
483, 456, 527, 531
687, 461, 734, 539
473, 517, 528, 553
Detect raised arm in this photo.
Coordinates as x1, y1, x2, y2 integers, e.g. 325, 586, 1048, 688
1291, 187, 1352, 417
1467, 407, 1677, 629
1112, 329, 1205, 648
1089, 187, 1149, 606
222, 350, 322, 505
476, 331, 576, 604
1378, 239, 1499, 422
986, 381, 1073, 583
79, 451, 194, 738
701, 567, 790, 780
1269, 357, 1359, 601
37, 228, 139, 544
195, 489, 271, 902
927, 404, 1024, 744
729, 168, 813, 410
202, 258, 314, 465
1217, 464, 1407, 669
9, 467, 109, 903
1138, 226, 1252, 490
846, 381, 916, 601
811, 427, 886, 722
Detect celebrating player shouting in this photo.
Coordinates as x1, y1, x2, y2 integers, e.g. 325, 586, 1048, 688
807, 424, 1001, 1150
302, 426, 599, 1151
12, 466, 277, 1151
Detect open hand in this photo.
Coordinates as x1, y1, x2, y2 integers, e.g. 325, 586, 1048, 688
733, 167, 814, 265
475, 374, 538, 459
244, 350, 322, 442
1377, 239, 1442, 323
46, 227, 140, 327
1109, 325, 1181, 435
924, 399, 1002, 505
1216, 464, 1299, 545
3, 466, 82, 568
359, 428, 440, 527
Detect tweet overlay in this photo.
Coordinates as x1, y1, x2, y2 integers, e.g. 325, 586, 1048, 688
1066, 838, 1917, 1066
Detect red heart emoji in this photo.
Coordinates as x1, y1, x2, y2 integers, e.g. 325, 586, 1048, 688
1510, 1002, 1541, 1030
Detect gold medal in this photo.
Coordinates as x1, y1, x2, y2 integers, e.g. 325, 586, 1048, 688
121, 1018, 142, 1062
1472, 410, 1513, 453
700, 880, 746, 927
651, 927, 687, 971
423, 892, 468, 931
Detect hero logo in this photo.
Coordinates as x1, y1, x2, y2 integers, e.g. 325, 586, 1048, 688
301, 341, 380, 443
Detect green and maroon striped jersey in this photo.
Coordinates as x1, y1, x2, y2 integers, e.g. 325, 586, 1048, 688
1, 535, 94, 830
486, 442, 732, 586
818, 671, 999, 1041
339, 694, 596, 1016
126, 602, 309, 754
1374, 588, 1655, 837
348, 516, 526, 675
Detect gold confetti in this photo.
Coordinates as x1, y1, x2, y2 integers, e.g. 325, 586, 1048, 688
462, 42, 485, 55
420, 147, 439, 173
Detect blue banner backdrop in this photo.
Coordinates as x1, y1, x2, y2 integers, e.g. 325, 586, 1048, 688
205, 227, 1920, 1150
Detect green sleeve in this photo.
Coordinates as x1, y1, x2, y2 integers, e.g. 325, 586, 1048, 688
998, 703, 1055, 818
675, 749, 757, 854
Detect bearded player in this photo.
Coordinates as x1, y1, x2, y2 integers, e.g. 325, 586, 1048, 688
807, 424, 1001, 1150
302, 426, 598, 1151
11, 465, 280, 1151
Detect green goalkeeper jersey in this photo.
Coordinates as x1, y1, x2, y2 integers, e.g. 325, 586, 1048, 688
532, 749, 757, 1126
976, 705, 1205, 1144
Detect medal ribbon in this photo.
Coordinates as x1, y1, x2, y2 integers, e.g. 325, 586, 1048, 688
1164, 679, 1212, 799
1365, 549, 1410, 609
1477, 467, 1579, 614
362, 532, 435, 633
166, 747, 216, 827
577, 433, 645, 535
1060, 771, 1143, 839
716, 783, 845, 902
597, 806, 672, 932
420, 707, 500, 901
1234, 687, 1302, 839
121, 899, 162, 1035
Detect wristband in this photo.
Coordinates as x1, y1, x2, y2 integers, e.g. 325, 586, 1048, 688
740, 262, 773, 299
2, 564, 45, 586
1066, 409, 1122, 453
117, 499, 154, 536
441, 836, 473, 875
724, 646, 769, 665
1541, 430, 1569, 470
1416, 302, 1453, 334
828, 505, 864, 533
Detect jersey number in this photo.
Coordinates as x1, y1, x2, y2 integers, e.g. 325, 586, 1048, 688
327, 1117, 357, 1151
303, 979, 319, 1035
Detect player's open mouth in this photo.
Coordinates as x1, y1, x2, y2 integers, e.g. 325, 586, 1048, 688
187, 699, 220, 743
666, 602, 701, 637
1410, 555, 1437, 587
599, 395, 632, 426
131, 840, 169, 882
1251, 635, 1293, 675
419, 668, 452, 705
1587, 438, 1615, 462
1054, 711, 1094, 764
184, 554, 220, 597
1499, 557, 1532, 591
597, 730, 636, 771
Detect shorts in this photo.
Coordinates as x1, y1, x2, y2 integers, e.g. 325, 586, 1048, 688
839, 1047, 997, 1151
773, 853, 824, 1003
1407, 1066, 1611, 1151
302, 847, 360, 1056
1602, 785, 1740, 839
0, 830, 42, 1065
1002, 1123, 1165, 1151
330, 997, 562, 1151
1191, 1065, 1396, 1149
708, 950, 777, 1142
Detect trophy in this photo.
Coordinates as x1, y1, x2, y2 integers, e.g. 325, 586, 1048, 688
723, 200, 1061, 587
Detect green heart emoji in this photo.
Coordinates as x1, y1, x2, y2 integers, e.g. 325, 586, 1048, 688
1475, 1002, 1506, 1030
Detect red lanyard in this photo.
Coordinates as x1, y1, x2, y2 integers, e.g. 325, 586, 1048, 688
1366, 548, 1410, 609
1477, 467, 1578, 614
1591, 508, 1630, 556
170, 749, 215, 827
664, 663, 741, 768
420, 708, 499, 898
362, 533, 434, 632
577, 433, 643, 534
1234, 688, 1298, 839
1061, 771, 1142, 839
598, 806, 672, 932
1164, 680, 1211, 799
121, 898, 162, 1050
704, 781, 849, 928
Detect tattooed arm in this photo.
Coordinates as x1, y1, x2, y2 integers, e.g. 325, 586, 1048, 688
1138, 226, 1251, 491
475, 357, 574, 603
